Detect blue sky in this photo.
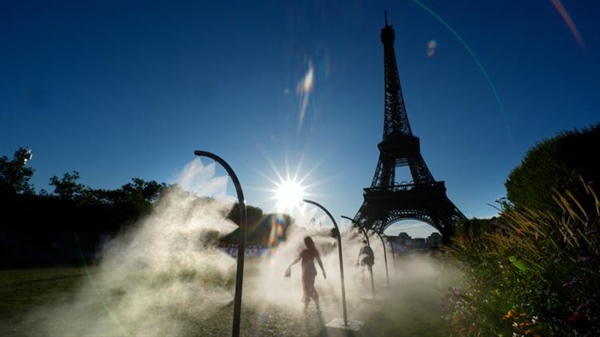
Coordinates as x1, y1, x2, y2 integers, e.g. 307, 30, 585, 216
1, 0, 599, 238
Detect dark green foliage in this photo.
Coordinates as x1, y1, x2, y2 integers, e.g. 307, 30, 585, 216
48, 171, 86, 201
454, 217, 498, 239
0, 147, 172, 268
505, 122, 600, 215
1, 192, 131, 268
2, 146, 287, 268
226, 203, 264, 226
102, 178, 168, 223
446, 182, 599, 336
0, 147, 35, 196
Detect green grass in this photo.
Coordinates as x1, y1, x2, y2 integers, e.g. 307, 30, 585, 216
0, 258, 450, 337
361, 282, 449, 336
0, 267, 91, 314
0, 266, 94, 336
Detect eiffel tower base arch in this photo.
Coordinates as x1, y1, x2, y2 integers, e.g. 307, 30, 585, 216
353, 182, 464, 246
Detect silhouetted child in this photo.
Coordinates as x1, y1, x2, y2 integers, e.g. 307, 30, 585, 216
357, 239, 374, 283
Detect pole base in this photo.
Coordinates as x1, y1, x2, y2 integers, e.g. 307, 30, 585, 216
360, 295, 386, 303
325, 318, 363, 335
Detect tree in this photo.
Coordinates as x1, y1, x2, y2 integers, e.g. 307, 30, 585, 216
0, 147, 35, 195
505, 122, 599, 215
227, 203, 264, 226
454, 217, 498, 239
104, 178, 168, 223
119, 178, 166, 204
49, 171, 87, 201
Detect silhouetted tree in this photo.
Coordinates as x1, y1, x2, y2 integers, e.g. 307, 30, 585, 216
226, 203, 264, 225
454, 217, 499, 239
0, 147, 35, 195
1, 146, 297, 266
505, 123, 599, 215
49, 171, 88, 201
104, 178, 168, 226
120, 178, 166, 204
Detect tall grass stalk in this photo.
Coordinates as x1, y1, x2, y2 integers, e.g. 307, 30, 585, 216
444, 182, 599, 336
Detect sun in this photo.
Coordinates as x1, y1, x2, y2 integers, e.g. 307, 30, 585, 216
274, 179, 305, 211
249, 146, 330, 215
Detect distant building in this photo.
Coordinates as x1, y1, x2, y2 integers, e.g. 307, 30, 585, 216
410, 238, 427, 249
398, 232, 411, 245
427, 232, 442, 246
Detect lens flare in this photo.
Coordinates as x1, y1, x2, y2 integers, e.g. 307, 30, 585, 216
298, 63, 314, 94
296, 61, 315, 127
426, 39, 437, 57
267, 214, 288, 255
551, 0, 585, 53
411, 0, 511, 139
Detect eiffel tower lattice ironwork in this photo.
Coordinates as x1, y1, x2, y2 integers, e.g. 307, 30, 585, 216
352, 14, 465, 245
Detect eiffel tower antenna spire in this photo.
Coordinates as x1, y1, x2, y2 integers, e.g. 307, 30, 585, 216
352, 13, 465, 245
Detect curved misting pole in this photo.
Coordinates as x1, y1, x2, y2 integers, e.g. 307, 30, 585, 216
370, 230, 390, 287
341, 216, 375, 298
381, 233, 396, 277
303, 199, 349, 327
194, 151, 246, 337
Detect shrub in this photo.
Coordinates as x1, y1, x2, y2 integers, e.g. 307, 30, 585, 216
443, 181, 599, 336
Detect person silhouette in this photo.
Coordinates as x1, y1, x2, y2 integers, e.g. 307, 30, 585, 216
357, 239, 374, 284
286, 236, 327, 312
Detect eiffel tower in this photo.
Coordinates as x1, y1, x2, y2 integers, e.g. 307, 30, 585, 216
351, 13, 465, 245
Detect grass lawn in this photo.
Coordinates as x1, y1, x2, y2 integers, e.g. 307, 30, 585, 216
0, 266, 93, 336
0, 255, 453, 336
